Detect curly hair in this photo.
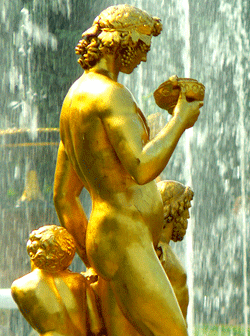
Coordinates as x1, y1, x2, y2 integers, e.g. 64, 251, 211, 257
27, 225, 76, 272
157, 180, 194, 242
75, 4, 162, 70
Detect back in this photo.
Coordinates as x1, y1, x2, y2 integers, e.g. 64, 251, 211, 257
59, 72, 144, 198
11, 270, 87, 336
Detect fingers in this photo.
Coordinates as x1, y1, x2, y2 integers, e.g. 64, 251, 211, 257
173, 98, 202, 129
168, 76, 204, 109
178, 93, 203, 109
178, 88, 186, 100
189, 100, 203, 110
168, 75, 178, 86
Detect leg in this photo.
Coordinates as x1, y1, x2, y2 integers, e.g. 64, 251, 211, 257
109, 242, 188, 336
97, 277, 141, 336
86, 212, 187, 335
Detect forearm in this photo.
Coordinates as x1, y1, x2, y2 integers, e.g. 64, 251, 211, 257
129, 115, 186, 184
54, 194, 90, 268
53, 141, 90, 267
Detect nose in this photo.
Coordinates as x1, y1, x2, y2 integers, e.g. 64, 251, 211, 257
184, 209, 190, 219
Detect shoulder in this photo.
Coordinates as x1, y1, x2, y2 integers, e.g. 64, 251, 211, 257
57, 271, 87, 295
61, 270, 87, 285
101, 82, 136, 118
61, 73, 136, 123
69, 271, 86, 281
79, 73, 134, 104
11, 272, 39, 303
11, 272, 36, 290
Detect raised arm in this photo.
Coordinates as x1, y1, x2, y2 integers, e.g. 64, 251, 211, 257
53, 141, 90, 267
102, 86, 202, 185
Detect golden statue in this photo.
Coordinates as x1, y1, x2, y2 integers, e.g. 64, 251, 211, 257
11, 225, 104, 336
52, 4, 203, 336
11, 179, 194, 336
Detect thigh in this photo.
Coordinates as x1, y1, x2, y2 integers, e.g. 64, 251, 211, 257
98, 277, 141, 336
110, 243, 187, 336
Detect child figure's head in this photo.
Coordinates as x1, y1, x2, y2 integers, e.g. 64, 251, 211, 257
27, 225, 76, 272
157, 180, 194, 242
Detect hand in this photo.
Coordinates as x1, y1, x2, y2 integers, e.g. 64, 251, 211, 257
168, 75, 178, 87
173, 87, 203, 129
81, 267, 98, 284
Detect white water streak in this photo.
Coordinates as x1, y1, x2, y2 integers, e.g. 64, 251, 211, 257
233, 0, 248, 333
177, 0, 195, 334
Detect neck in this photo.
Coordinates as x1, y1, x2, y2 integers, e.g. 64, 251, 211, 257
87, 54, 120, 81
160, 222, 174, 245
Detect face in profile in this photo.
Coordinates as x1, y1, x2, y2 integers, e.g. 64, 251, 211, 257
157, 180, 193, 243
120, 40, 151, 74
27, 227, 49, 264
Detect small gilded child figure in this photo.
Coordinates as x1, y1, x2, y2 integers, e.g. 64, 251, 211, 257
11, 225, 103, 336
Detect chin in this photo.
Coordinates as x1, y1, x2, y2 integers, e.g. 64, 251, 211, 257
121, 68, 134, 75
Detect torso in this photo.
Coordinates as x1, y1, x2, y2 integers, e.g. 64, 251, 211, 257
60, 72, 164, 278
11, 270, 87, 336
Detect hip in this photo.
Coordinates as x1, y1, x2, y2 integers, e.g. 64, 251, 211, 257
86, 199, 163, 279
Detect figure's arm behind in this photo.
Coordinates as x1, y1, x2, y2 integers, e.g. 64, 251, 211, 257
160, 244, 189, 320
53, 142, 90, 267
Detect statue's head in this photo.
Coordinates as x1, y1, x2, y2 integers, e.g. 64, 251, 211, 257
27, 225, 76, 272
157, 180, 194, 242
75, 4, 162, 69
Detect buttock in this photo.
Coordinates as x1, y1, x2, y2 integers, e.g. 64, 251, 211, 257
86, 208, 152, 280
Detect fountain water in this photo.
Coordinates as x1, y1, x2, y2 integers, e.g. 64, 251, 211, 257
1, 0, 249, 335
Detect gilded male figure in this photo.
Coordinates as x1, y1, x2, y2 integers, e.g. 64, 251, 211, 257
54, 5, 203, 336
